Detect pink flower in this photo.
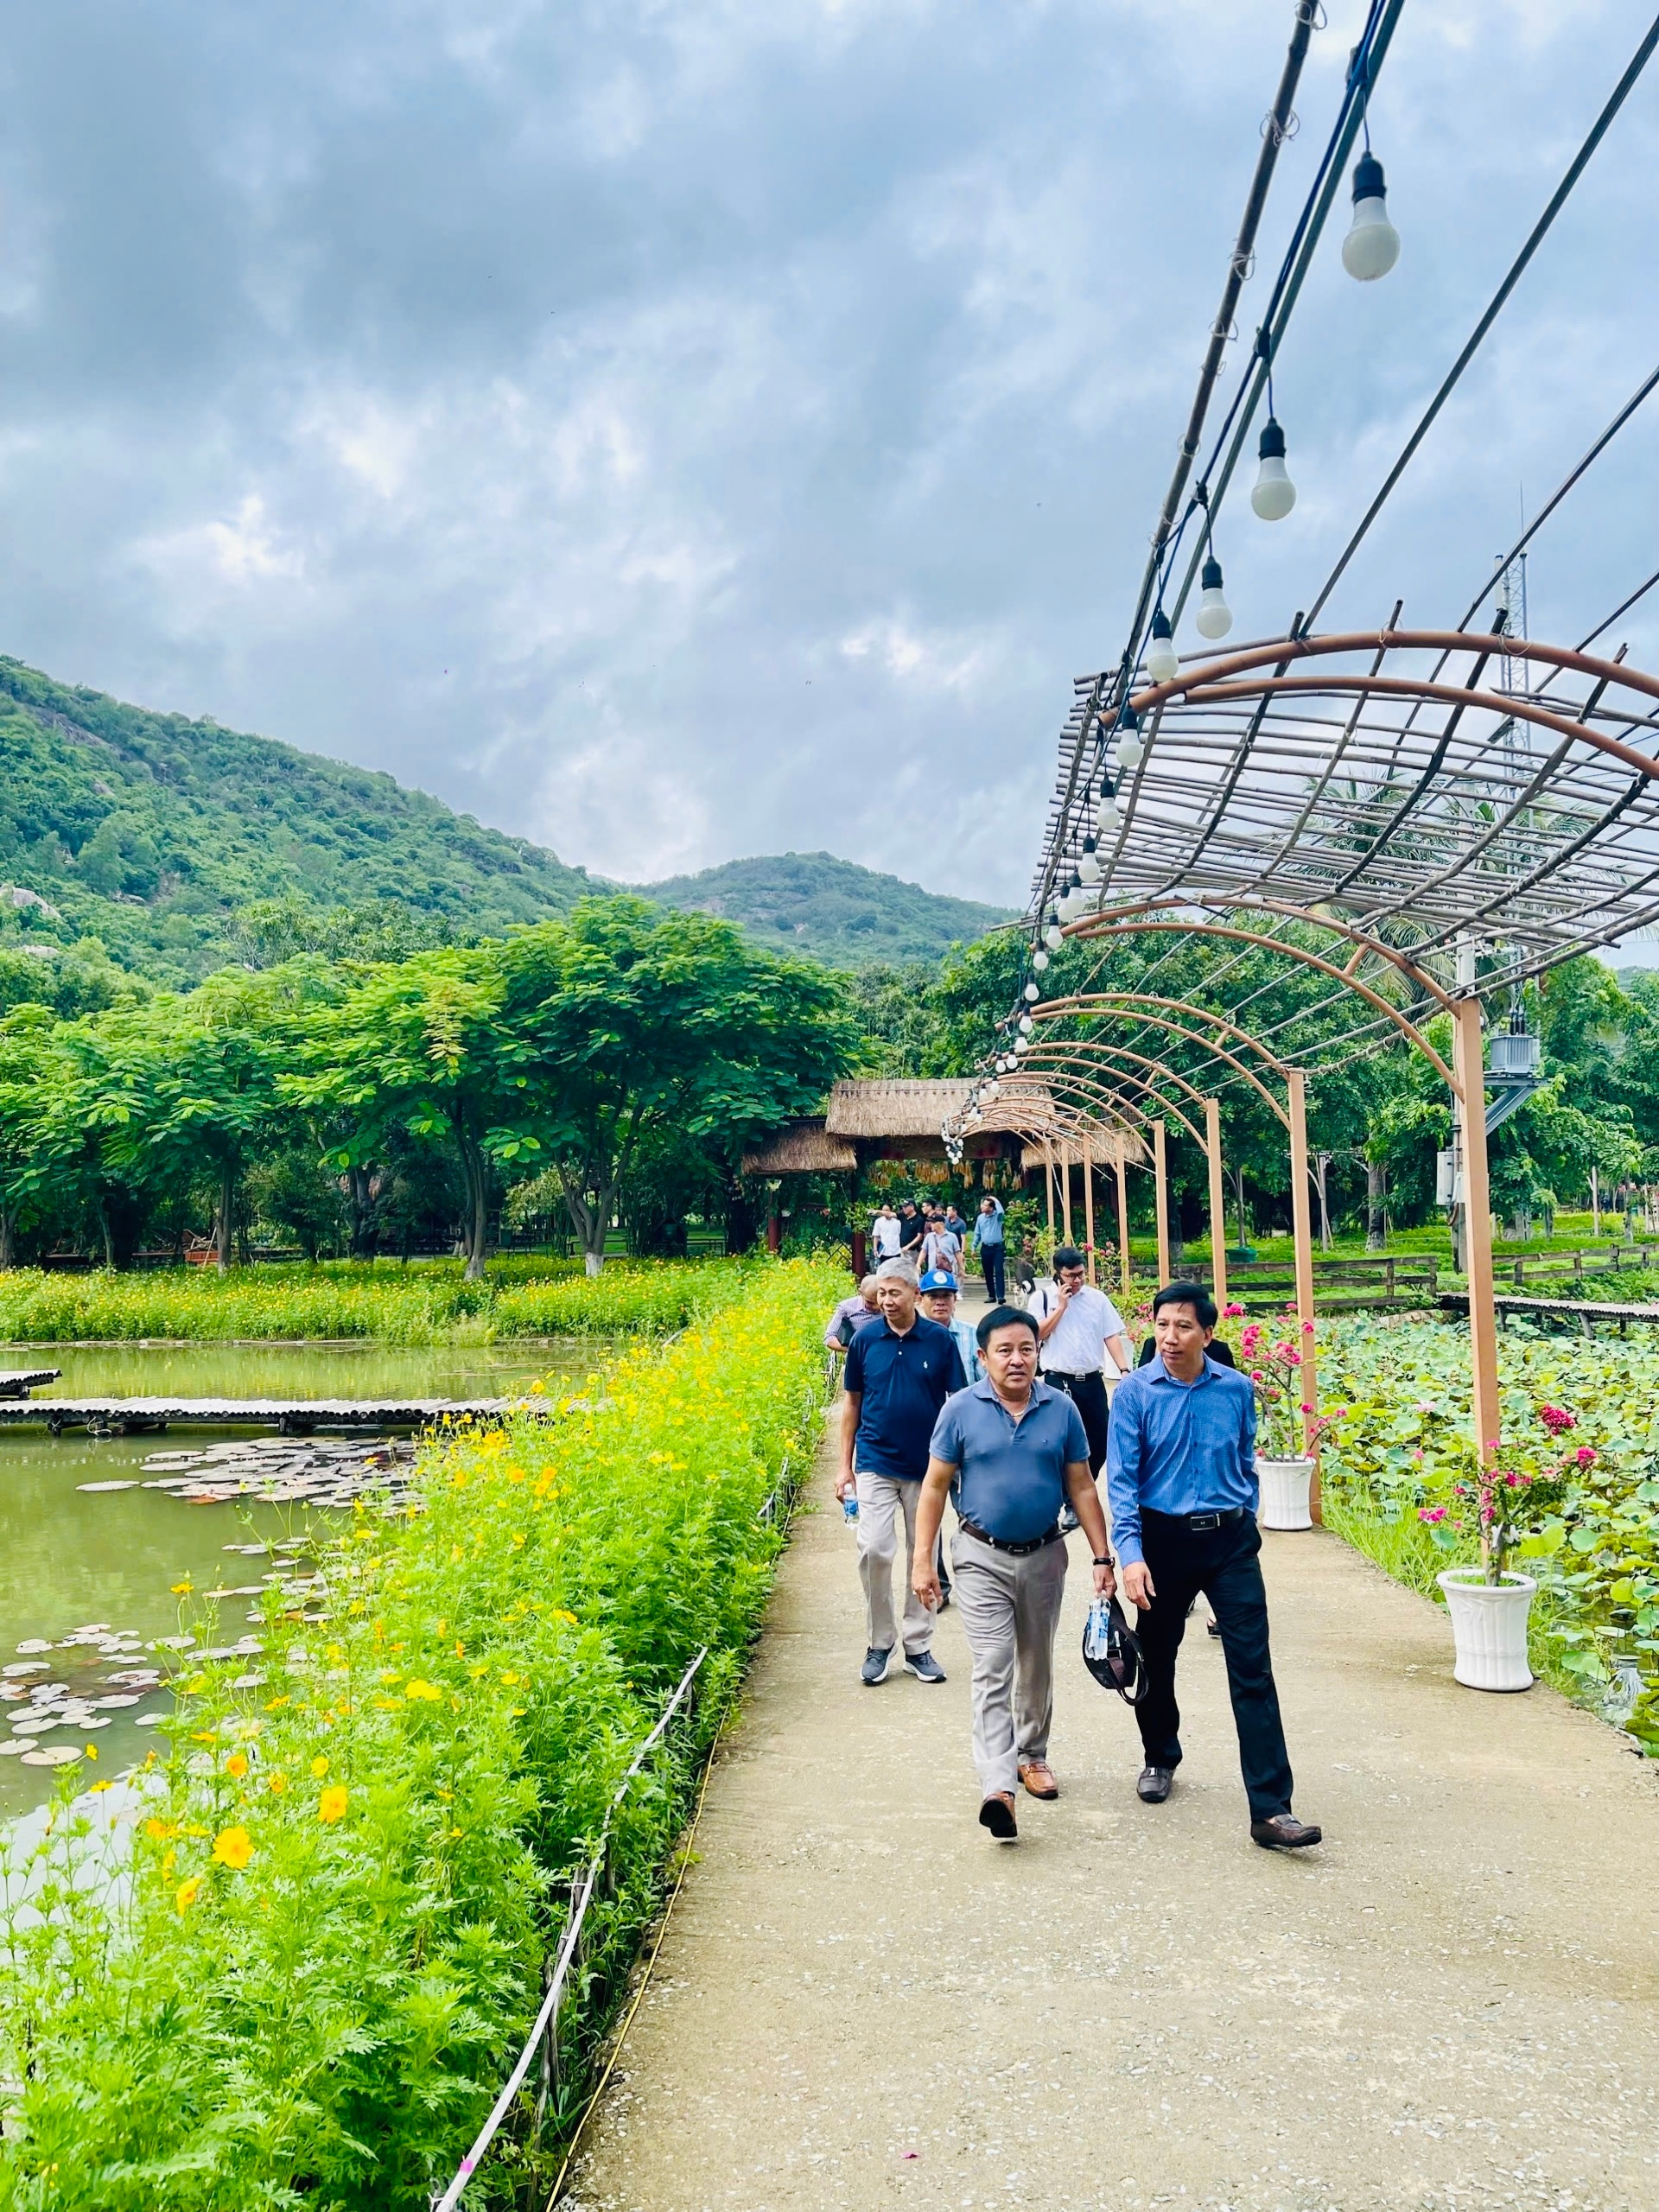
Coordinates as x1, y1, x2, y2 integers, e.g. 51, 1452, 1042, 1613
1538, 1405, 1576, 1434
1224, 1302, 1245, 1319
1418, 1506, 1447, 1524
1249, 1369, 1264, 1382
1301, 1319, 1315, 1336
1575, 1446, 1597, 1466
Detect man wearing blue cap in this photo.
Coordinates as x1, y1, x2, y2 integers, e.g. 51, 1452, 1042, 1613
918, 1268, 981, 1385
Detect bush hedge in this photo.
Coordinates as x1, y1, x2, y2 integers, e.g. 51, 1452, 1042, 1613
0, 1256, 839, 2208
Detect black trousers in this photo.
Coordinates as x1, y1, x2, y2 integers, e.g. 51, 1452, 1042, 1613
1133, 1509, 1294, 1821
979, 1244, 1006, 1302
1045, 1369, 1109, 1477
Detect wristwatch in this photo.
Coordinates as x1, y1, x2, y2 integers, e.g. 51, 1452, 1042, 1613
1092, 1555, 1112, 1567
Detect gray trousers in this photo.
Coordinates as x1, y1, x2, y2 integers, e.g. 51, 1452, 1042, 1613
950, 1527, 1068, 1796
855, 1471, 934, 1656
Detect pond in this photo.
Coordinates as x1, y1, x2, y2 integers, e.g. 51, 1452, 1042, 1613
0, 1339, 610, 1819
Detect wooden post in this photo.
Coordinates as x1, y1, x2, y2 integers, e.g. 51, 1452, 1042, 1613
1286, 1069, 1322, 1523
1154, 1119, 1171, 1286
1454, 997, 1503, 1486
1044, 1141, 1055, 1247
1116, 1130, 1132, 1296
1083, 1133, 1096, 1282
1205, 1099, 1228, 1312
1061, 1142, 1074, 1246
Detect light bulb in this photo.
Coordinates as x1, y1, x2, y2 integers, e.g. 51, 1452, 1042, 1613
1096, 791, 1120, 836
1018, 1014, 1033, 1035
1341, 151, 1400, 282
984, 1079, 999, 1098
1250, 416, 1296, 521
1043, 922, 1063, 951
1077, 838, 1101, 886
1146, 612, 1179, 686
1032, 948, 1049, 972
1116, 732, 1144, 771
1014, 1035, 1028, 1054
1196, 554, 1232, 639
1023, 980, 1039, 1001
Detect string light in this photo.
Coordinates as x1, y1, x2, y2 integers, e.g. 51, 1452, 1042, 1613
1145, 613, 1179, 685
1250, 416, 1297, 519
1116, 706, 1145, 771
1196, 553, 1233, 639
1023, 980, 1040, 1002
1342, 151, 1400, 281
1032, 947, 1050, 972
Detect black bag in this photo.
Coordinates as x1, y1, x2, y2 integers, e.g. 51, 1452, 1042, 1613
1082, 1595, 1147, 1705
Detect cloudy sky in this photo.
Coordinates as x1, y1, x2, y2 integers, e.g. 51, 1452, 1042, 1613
2, 0, 1656, 906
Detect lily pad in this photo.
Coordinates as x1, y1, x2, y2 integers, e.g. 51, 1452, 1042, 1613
76, 1480, 140, 1493
22, 1745, 84, 1766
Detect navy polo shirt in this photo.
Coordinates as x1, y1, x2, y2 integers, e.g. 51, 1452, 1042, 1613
928, 1379, 1090, 1544
842, 1315, 966, 1482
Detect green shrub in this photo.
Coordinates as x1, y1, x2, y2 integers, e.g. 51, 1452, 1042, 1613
0, 1258, 841, 2207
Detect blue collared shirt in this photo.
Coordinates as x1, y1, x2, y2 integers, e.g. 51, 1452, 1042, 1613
1105, 1354, 1257, 1567
971, 1206, 1005, 1249
927, 1378, 1090, 1545
843, 1314, 967, 1482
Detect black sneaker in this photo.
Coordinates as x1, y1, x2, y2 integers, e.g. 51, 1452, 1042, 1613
861, 1646, 893, 1687
903, 1649, 947, 1684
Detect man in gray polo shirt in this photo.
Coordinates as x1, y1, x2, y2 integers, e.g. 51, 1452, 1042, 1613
912, 1304, 1116, 1841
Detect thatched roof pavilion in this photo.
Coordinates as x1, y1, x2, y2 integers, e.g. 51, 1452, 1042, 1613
741, 1079, 1143, 1177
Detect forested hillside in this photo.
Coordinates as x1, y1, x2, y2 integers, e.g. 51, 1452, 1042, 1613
0, 661, 1009, 994
0, 658, 594, 988
638, 851, 1014, 965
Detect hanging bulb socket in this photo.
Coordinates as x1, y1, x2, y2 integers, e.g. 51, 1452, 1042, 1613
1196, 554, 1233, 640
1116, 700, 1145, 770
1250, 416, 1297, 521
1078, 836, 1101, 886
1342, 150, 1401, 282
1145, 610, 1179, 687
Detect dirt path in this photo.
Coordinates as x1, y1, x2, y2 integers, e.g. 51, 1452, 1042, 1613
569, 1436, 1659, 2212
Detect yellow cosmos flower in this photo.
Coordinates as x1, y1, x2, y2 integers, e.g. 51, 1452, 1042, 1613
211, 1826, 254, 1872
404, 1678, 442, 1701
144, 1819, 179, 1842
318, 1785, 349, 1824
175, 1876, 201, 1914
225, 1753, 248, 1779
267, 1771, 289, 1796
169, 1579, 192, 1595
83, 1745, 97, 1762
310, 1755, 330, 1778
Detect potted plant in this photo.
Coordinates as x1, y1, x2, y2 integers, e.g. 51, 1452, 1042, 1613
1241, 1317, 1325, 1530
1422, 1414, 1573, 1692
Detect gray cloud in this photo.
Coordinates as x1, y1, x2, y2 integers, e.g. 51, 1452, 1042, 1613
1, 0, 1656, 904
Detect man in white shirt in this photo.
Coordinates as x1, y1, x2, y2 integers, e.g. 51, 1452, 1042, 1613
1028, 1244, 1132, 1476
871, 1204, 902, 1262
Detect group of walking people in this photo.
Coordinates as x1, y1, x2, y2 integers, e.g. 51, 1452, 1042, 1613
826, 1233, 1321, 1853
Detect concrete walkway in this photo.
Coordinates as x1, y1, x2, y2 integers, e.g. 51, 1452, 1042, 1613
569, 1446, 1659, 2212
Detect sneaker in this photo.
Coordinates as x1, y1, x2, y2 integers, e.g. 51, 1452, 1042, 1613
903, 1649, 947, 1685
861, 1646, 893, 1686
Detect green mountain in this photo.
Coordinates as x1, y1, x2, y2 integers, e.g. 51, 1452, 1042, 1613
0, 657, 594, 986
0, 658, 1013, 995
636, 852, 1015, 966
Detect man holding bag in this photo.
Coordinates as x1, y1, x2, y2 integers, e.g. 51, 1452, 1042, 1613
912, 1305, 1115, 1842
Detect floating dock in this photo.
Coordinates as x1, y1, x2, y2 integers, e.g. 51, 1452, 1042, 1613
0, 1373, 514, 1433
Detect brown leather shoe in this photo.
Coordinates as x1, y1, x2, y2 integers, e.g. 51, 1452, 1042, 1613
1251, 1813, 1323, 1850
978, 1791, 1018, 1841
1018, 1759, 1059, 1800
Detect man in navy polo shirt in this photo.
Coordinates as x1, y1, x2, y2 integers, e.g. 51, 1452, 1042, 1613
836, 1260, 966, 1687
912, 1304, 1116, 1840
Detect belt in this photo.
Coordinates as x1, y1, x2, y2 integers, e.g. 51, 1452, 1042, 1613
1043, 1369, 1105, 1384
958, 1515, 1064, 1556
1143, 1505, 1246, 1534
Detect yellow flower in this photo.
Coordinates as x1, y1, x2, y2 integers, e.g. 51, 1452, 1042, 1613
144, 1818, 179, 1842
175, 1876, 201, 1914
555, 1610, 579, 1627
267, 1771, 289, 1796
83, 1745, 97, 1762
318, 1785, 349, 1824
225, 1753, 248, 1779
161, 1848, 177, 1878
310, 1755, 330, 1779
404, 1677, 442, 1702
170, 1579, 192, 1595
211, 1826, 254, 1872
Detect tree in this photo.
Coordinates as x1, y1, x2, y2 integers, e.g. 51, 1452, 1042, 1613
497, 899, 858, 1273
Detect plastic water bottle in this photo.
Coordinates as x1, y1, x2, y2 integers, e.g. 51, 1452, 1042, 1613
842, 1494, 859, 1522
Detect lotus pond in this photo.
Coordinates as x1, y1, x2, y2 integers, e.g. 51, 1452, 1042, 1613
0, 1339, 607, 1818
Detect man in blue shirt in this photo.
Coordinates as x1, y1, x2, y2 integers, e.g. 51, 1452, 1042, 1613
971, 1194, 1006, 1302
912, 1305, 1115, 1842
837, 1262, 966, 1688
1108, 1282, 1320, 1850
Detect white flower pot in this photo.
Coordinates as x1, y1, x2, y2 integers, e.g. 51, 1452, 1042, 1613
1439, 1568, 1535, 1692
1256, 1455, 1315, 1531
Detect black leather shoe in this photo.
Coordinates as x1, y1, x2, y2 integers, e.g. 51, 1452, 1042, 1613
1136, 1765, 1173, 1803
1251, 1813, 1322, 1850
